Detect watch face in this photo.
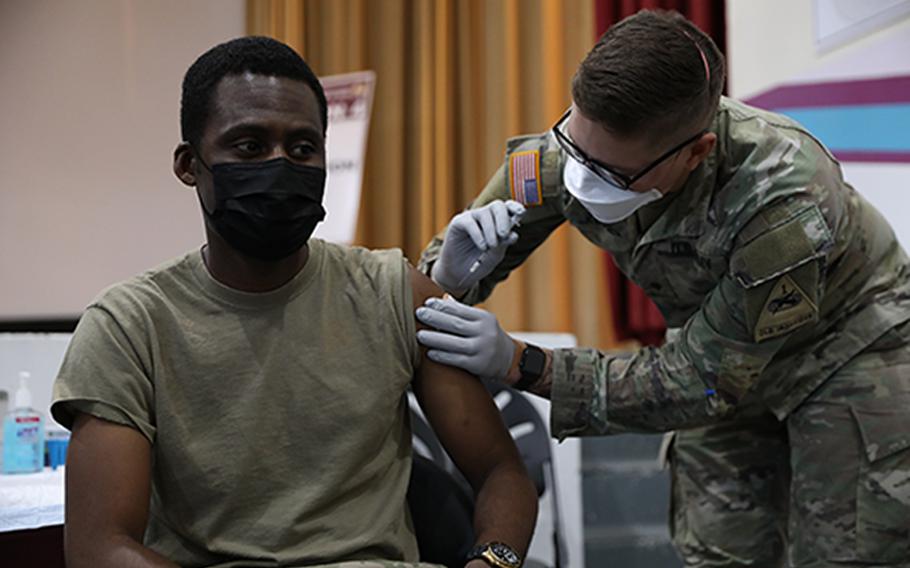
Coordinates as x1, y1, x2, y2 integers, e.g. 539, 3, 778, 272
521, 344, 546, 377
490, 542, 521, 566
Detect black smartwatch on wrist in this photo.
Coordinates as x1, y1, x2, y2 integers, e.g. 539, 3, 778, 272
466, 541, 523, 568
513, 343, 546, 391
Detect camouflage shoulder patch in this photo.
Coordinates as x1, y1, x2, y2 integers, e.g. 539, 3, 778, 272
754, 273, 818, 341
508, 149, 543, 207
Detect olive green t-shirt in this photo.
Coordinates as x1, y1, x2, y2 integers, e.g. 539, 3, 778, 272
52, 239, 439, 568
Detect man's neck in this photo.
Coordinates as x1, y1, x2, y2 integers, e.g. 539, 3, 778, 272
201, 229, 310, 293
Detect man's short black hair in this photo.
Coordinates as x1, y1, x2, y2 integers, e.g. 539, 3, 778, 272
180, 36, 328, 147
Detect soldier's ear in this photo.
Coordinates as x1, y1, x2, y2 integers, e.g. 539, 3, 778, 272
684, 132, 716, 172
174, 142, 198, 187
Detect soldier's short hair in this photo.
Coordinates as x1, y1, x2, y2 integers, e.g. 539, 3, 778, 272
571, 10, 725, 144
180, 36, 328, 148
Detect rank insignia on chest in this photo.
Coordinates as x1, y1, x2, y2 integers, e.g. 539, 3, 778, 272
508, 150, 543, 207
754, 274, 818, 342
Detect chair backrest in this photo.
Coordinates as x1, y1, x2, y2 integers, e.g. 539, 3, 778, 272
408, 383, 553, 496
483, 382, 551, 497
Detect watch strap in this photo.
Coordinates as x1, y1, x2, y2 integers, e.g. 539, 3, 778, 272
513, 343, 545, 391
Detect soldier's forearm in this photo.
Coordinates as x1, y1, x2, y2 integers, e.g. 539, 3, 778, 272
548, 348, 608, 439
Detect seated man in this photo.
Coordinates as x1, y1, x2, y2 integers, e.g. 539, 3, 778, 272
51, 36, 537, 568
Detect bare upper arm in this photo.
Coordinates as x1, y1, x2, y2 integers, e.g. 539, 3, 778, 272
408, 266, 525, 488
66, 413, 153, 557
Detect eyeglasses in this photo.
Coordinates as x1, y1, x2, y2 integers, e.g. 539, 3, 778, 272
551, 109, 706, 190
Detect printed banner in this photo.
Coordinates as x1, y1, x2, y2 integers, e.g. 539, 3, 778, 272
314, 71, 376, 244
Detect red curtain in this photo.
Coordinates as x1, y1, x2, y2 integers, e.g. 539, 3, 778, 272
595, 0, 726, 51
594, 0, 726, 347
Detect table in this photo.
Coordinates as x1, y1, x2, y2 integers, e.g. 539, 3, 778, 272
0, 467, 65, 567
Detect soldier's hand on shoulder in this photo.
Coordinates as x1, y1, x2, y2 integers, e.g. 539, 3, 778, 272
415, 296, 516, 382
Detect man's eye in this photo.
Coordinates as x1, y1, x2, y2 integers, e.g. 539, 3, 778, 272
290, 142, 318, 159
234, 141, 262, 155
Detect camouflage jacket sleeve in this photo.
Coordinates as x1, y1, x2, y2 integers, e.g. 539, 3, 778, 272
551, 197, 834, 438
417, 134, 566, 305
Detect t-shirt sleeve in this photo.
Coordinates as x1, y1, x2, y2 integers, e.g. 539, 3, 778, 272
345, 244, 422, 373
392, 252, 421, 371
51, 303, 156, 444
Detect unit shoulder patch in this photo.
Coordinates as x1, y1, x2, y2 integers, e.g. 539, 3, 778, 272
754, 274, 818, 342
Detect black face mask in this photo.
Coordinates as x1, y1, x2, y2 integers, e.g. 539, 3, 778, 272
198, 156, 327, 260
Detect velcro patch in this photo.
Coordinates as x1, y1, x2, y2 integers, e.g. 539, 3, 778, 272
508, 150, 542, 207
754, 274, 818, 342
732, 204, 831, 288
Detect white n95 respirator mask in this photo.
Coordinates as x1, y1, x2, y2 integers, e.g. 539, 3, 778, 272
562, 158, 663, 224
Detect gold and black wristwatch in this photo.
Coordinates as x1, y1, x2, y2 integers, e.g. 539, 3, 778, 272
466, 541, 523, 568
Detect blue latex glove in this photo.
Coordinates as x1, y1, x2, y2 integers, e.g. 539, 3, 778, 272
431, 200, 525, 294
416, 297, 515, 382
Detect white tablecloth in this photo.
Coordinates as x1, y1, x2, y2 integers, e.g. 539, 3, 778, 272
0, 467, 64, 532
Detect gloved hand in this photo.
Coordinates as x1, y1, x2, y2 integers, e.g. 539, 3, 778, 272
415, 296, 515, 382
431, 200, 526, 294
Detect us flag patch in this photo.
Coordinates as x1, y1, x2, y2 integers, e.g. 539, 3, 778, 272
508, 150, 542, 206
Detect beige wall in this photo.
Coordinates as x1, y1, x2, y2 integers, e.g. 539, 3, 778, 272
0, 0, 244, 319
726, 0, 910, 98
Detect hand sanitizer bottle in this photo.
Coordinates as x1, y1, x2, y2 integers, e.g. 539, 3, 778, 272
0, 389, 7, 471
2, 372, 46, 474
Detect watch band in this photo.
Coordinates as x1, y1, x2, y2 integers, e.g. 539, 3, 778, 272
513, 343, 546, 391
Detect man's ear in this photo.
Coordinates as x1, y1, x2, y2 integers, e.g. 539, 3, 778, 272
173, 142, 198, 187
685, 132, 717, 172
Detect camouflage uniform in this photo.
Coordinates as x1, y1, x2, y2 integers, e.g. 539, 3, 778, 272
418, 97, 910, 566
312, 563, 444, 568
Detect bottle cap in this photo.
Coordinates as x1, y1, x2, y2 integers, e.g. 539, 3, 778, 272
15, 371, 32, 409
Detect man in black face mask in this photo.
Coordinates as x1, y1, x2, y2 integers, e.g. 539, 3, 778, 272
194, 154, 327, 261
51, 37, 537, 568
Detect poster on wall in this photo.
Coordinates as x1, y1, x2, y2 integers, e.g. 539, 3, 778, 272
314, 71, 376, 244
815, 0, 910, 52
